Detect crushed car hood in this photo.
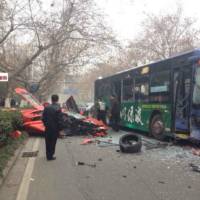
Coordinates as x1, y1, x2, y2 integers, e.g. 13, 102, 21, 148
15, 87, 43, 110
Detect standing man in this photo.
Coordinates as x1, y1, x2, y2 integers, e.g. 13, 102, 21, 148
110, 95, 120, 131
42, 94, 62, 161
96, 98, 107, 125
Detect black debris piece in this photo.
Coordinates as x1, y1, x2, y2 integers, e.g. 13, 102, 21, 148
60, 111, 107, 137
60, 96, 107, 137
119, 134, 142, 153
189, 163, 200, 173
76, 161, 96, 168
77, 161, 85, 166
66, 96, 80, 113
158, 181, 165, 184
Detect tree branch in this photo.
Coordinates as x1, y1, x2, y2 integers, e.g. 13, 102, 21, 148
0, 22, 14, 45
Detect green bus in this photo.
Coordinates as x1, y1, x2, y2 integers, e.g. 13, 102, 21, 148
95, 49, 200, 141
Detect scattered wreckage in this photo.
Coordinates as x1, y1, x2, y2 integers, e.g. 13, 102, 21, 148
15, 87, 107, 137
15, 87, 142, 152
15, 88, 200, 156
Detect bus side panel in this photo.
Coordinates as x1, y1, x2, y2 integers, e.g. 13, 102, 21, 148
120, 102, 172, 132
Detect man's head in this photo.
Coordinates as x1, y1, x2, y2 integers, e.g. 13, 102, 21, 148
51, 94, 59, 103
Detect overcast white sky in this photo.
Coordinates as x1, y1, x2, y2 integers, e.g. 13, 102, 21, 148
94, 0, 200, 41
47, 0, 200, 41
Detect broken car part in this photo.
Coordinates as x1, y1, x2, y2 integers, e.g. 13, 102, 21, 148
119, 133, 142, 153
189, 163, 200, 173
76, 161, 96, 168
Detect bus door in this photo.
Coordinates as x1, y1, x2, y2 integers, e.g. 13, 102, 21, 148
173, 67, 192, 132
113, 81, 121, 103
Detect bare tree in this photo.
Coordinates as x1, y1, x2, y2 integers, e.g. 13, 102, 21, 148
0, 0, 116, 104
73, 6, 200, 102
128, 6, 200, 62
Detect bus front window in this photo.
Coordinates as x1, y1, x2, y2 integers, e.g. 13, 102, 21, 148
193, 67, 200, 105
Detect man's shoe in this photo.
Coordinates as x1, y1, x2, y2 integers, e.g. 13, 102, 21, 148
47, 156, 56, 161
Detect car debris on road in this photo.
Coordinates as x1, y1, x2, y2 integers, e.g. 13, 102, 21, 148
119, 134, 142, 153
76, 161, 96, 168
15, 87, 108, 137
189, 163, 200, 173
192, 148, 200, 156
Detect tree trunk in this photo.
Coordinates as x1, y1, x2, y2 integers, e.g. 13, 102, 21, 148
4, 81, 13, 108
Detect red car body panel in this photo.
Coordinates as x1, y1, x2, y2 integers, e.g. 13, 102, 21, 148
15, 88, 43, 110
15, 88, 44, 134
23, 120, 45, 133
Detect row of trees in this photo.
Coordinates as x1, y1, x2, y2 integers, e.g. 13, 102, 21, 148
0, 0, 116, 103
77, 6, 200, 102
1, 2, 200, 103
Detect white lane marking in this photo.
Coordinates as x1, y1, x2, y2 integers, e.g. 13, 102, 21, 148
16, 138, 40, 200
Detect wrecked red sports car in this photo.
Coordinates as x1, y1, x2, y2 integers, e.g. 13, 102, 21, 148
15, 88, 107, 136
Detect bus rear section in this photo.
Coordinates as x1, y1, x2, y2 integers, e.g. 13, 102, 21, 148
95, 49, 200, 142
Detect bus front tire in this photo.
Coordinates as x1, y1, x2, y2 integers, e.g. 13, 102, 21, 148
150, 114, 165, 140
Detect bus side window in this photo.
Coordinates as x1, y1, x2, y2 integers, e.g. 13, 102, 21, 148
122, 78, 133, 101
134, 77, 149, 102
150, 71, 170, 103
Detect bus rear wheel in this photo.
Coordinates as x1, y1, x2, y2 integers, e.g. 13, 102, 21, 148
150, 114, 165, 140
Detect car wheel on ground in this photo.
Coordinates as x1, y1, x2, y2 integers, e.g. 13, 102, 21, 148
119, 133, 142, 153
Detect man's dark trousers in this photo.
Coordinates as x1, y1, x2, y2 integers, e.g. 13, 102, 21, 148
110, 115, 120, 131
45, 129, 58, 159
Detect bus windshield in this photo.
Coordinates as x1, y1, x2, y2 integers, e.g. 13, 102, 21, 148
193, 67, 200, 105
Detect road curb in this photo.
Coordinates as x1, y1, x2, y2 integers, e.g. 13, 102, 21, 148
0, 138, 28, 188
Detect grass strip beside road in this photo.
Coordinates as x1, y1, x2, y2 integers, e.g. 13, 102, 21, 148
0, 133, 28, 177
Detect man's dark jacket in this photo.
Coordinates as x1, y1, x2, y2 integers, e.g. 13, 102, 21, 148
42, 103, 62, 137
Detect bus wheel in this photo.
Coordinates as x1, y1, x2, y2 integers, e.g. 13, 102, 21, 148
150, 114, 165, 140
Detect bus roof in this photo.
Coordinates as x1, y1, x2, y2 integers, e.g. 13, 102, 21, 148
96, 48, 200, 81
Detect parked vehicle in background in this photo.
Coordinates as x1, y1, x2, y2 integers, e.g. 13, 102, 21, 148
79, 102, 95, 116
95, 49, 200, 142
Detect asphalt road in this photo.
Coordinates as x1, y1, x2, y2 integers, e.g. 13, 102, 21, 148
1, 130, 200, 200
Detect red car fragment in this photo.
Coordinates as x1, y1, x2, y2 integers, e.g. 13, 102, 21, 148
15, 87, 108, 136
